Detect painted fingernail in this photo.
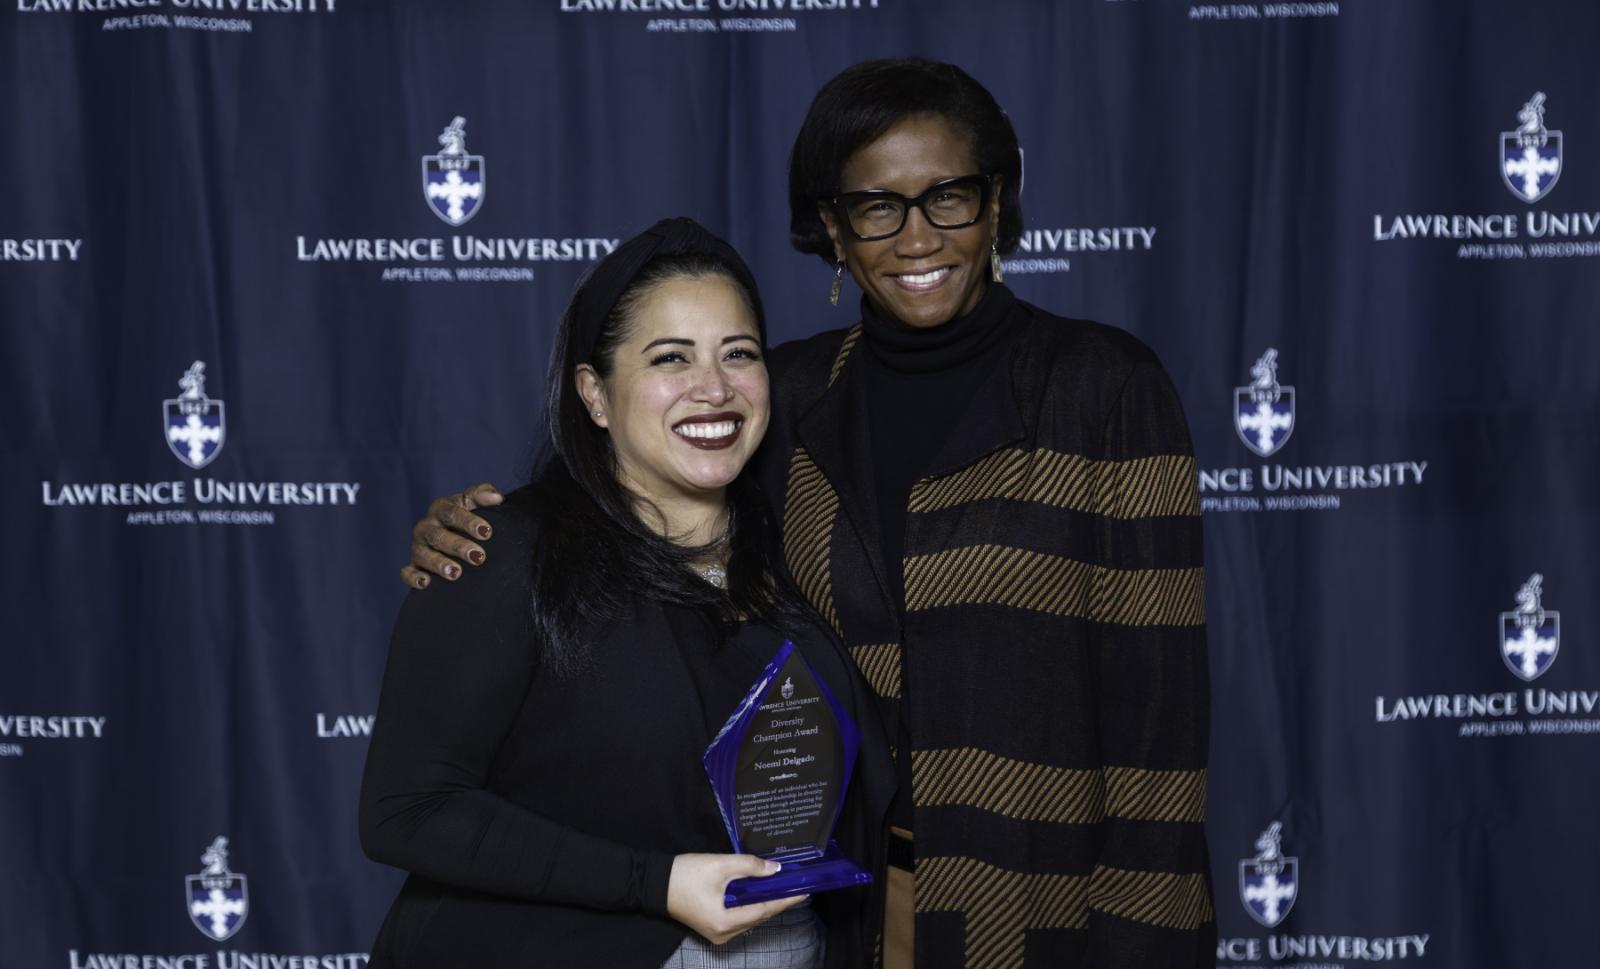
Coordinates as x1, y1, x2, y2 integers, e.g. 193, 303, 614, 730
477, 525, 492, 539
416, 576, 429, 589
467, 549, 485, 565
444, 565, 459, 580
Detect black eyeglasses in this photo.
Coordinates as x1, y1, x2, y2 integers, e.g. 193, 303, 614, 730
828, 174, 994, 242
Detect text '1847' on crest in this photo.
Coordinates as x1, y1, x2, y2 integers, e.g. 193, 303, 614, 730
1501, 92, 1562, 204
186, 836, 248, 942
1500, 573, 1559, 682
163, 360, 225, 470
1239, 822, 1297, 928
422, 116, 485, 226
1234, 348, 1295, 458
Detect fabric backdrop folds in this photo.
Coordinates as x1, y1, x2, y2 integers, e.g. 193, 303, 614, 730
2, 1, 1596, 966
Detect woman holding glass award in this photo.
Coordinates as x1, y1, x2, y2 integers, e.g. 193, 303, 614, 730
359, 218, 893, 968
401, 59, 1214, 969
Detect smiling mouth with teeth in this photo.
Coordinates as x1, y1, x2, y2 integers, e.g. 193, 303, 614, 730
893, 267, 953, 288
672, 417, 744, 450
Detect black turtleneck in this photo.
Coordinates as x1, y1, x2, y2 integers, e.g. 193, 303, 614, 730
861, 281, 1018, 612
859, 281, 1019, 833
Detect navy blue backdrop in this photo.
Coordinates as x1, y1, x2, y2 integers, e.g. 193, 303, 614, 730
4, 1, 1598, 966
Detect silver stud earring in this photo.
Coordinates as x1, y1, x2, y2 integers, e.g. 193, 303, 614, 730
829, 260, 844, 306
990, 242, 1004, 283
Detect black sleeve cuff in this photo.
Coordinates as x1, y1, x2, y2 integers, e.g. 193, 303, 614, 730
634, 850, 676, 917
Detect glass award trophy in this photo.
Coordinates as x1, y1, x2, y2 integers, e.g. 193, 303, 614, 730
703, 640, 872, 906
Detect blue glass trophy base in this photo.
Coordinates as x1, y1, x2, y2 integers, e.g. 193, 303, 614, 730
724, 840, 872, 907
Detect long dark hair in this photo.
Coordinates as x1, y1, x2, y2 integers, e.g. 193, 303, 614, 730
788, 57, 1024, 263
525, 251, 795, 675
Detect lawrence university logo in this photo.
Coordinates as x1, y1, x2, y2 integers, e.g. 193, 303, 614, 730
1201, 347, 1429, 512
1375, 572, 1599, 738
1375, 91, 1600, 259
1239, 823, 1297, 929
295, 114, 617, 282
42, 358, 363, 525
423, 116, 484, 227
163, 361, 224, 470
17, 0, 337, 35
563, 0, 885, 35
186, 836, 247, 942
1502, 92, 1562, 204
68, 833, 369, 966
1234, 349, 1294, 458
1501, 573, 1559, 682
1218, 823, 1431, 964
781, 676, 796, 701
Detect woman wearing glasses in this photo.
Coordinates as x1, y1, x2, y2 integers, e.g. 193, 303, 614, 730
403, 59, 1214, 969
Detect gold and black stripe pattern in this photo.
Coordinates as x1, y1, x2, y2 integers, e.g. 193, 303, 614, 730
1103, 767, 1207, 823
827, 324, 862, 388
848, 642, 902, 699
903, 545, 1204, 627
1088, 865, 1213, 931
777, 313, 1213, 966
780, 328, 864, 637
1090, 562, 1206, 626
916, 856, 1090, 969
912, 747, 1104, 824
908, 448, 1199, 520
783, 448, 840, 633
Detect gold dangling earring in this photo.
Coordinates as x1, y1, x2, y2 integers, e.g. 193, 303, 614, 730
990, 241, 1004, 283
829, 259, 844, 306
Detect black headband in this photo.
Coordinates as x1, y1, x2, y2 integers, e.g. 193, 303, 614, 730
570, 217, 766, 365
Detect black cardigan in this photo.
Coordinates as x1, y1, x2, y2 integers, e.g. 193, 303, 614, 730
359, 489, 894, 968
760, 291, 1217, 969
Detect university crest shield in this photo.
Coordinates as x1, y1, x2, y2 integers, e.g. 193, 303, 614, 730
186, 836, 248, 942
1500, 573, 1559, 682
1500, 92, 1562, 204
186, 871, 249, 941
163, 361, 225, 469
1501, 130, 1562, 204
423, 115, 485, 226
1239, 855, 1298, 928
1234, 385, 1295, 458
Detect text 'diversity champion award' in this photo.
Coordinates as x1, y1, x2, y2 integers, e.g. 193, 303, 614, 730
703, 640, 871, 906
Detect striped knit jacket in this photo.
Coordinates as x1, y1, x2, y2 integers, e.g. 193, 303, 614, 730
759, 295, 1215, 969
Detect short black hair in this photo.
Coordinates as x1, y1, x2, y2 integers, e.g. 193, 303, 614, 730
788, 58, 1024, 263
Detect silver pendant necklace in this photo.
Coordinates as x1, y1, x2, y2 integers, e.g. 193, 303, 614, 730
694, 513, 732, 589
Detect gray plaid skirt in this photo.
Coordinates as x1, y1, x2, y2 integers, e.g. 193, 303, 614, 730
659, 902, 822, 969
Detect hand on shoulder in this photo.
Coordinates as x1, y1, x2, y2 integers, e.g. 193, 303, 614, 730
399, 482, 505, 589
